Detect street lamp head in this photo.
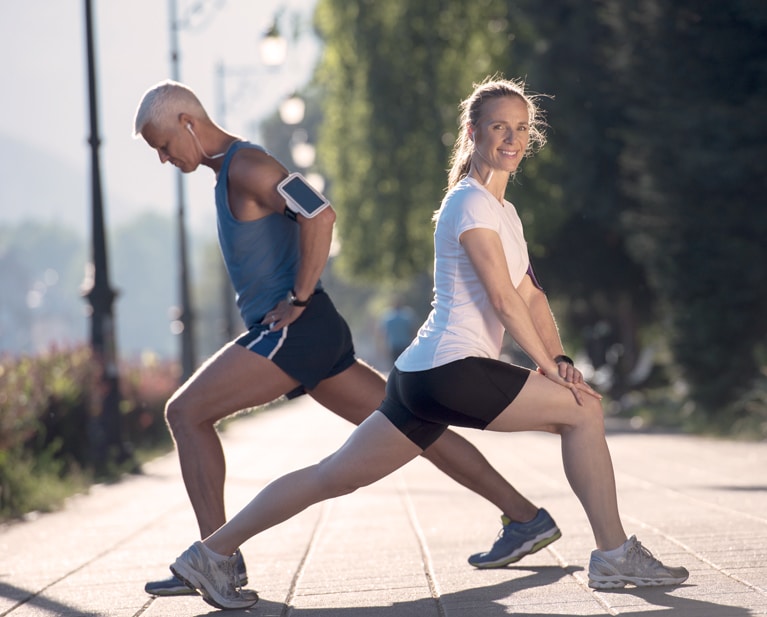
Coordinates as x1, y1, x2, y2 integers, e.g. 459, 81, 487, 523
291, 141, 316, 169
260, 22, 287, 67
279, 95, 305, 125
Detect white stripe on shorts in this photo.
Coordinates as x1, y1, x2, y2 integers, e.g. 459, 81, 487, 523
244, 324, 289, 360
267, 325, 289, 360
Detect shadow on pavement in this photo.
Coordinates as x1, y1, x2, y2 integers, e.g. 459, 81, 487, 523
704, 485, 767, 492
0, 581, 104, 617
151, 566, 756, 617
594, 585, 755, 617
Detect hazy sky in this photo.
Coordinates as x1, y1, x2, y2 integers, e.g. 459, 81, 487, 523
0, 0, 321, 234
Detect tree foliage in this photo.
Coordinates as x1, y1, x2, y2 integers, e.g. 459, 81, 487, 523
315, 0, 515, 281
601, 1, 767, 410
312, 0, 767, 420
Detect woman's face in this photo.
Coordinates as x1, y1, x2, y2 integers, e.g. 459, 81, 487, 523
471, 95, 530, 174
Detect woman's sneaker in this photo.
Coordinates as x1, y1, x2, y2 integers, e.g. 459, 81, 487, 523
468, 508, 562, 568
145, 548, 248, 596
588, 535, 689, 589
170, 542, 258, 610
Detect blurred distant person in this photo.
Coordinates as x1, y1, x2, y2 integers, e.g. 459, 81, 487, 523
379, 297, 417, 365
133, 80, 560, 601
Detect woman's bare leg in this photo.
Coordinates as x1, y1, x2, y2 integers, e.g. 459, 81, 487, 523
310, 360, 537, 522
204, 411, 422, 556
486, 370, 627, 551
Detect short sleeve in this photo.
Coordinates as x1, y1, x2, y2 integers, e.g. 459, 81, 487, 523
440, 184, 499, 241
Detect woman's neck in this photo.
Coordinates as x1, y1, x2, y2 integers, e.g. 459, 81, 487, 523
468, 164, 509, 204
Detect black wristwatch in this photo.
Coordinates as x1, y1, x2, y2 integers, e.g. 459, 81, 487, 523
554, 354, 574, 366
286, 289, 312, 307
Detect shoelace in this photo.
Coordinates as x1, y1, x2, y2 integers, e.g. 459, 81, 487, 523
499, 523, 525, 540
218, 557, 243, 597
226, 555, 253, 597
625, 539, 662, 570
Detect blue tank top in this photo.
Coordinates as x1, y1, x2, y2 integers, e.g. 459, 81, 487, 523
215, 141, 322, 329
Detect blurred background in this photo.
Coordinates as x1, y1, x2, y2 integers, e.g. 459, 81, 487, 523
1, 1, 765, 516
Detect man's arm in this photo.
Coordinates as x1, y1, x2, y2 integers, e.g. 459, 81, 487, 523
229, 152, 336, 328
291, 206, 336, 304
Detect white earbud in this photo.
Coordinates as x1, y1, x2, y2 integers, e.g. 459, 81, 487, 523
185, 122, 228, 160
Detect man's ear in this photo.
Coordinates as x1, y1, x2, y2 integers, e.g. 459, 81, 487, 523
178, 112, 193, 129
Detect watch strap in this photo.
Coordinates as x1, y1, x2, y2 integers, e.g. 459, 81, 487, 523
288, 289, 312, 307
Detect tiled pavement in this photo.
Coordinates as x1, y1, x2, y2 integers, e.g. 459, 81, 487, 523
1, 395, 765, 616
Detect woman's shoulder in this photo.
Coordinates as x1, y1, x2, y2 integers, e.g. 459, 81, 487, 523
443, 178, 494, 211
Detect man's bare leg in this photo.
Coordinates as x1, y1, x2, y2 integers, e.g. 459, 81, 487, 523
165, 343, 299, 537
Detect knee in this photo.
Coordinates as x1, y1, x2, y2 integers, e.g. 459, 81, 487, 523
164, 396, 184, 435
557, 396, 605, 436
574, 396, 606, 432
164, 393, 204, 436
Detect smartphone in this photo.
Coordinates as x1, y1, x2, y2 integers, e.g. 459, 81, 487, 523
277, 173, 330, 219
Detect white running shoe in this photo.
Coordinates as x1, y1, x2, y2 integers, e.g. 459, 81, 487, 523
589, 535, 689, 589
170, 541, 259, 609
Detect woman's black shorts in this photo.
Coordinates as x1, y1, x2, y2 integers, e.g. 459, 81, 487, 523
379, 357, 530, 450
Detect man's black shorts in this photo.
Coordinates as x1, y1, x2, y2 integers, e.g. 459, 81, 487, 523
235, 290, 356, 398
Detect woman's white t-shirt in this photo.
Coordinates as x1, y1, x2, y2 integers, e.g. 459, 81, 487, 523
396, 176, 531, 371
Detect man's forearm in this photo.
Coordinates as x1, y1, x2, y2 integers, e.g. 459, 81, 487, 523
293, 213, 334, 299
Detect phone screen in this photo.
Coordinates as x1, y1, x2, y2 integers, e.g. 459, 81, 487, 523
281, 175, 326, 215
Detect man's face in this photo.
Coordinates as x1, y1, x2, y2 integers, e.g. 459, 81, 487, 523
141, 120, 199, 173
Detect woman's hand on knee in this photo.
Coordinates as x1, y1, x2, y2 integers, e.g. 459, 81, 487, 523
538, 368, 602, 406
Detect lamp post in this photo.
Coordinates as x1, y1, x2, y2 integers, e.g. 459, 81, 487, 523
169, 0, 197, 382
82, 0, 126, 467
214, 60, 239, 342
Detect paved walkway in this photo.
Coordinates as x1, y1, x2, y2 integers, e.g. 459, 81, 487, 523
1, 395, 766, 617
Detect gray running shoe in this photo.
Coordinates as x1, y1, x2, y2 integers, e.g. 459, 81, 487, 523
468, 508, 562, 568
170, 542, 259, 609
588, 535, 689, 589
145, 548, 248, 596
144, 574, 194, 596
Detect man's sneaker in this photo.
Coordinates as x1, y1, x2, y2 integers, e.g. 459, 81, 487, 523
145, 548, 248, 596
468, 508, 562, 568
170, 542, 259, 610
588, 535, 689, 589
144, 574, 195, 596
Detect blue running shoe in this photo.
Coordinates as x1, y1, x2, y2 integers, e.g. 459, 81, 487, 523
468, 508, 562, 568
145, 548, 248, 596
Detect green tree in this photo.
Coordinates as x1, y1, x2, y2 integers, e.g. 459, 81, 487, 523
315, 0, 515, 282
603, 1, 767, 413
314, 0, 653, 396
0, 222, 85, 353
312, 0, 767, 420
112, 212, 176, 358
495, 0, 656, 395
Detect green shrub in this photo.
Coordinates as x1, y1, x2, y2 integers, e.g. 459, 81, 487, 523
0, 347, 177, 521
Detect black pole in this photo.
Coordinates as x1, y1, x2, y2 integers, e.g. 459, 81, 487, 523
216, 61, 237, 342
169, 0, 197, 381
82, 0, 126, 467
